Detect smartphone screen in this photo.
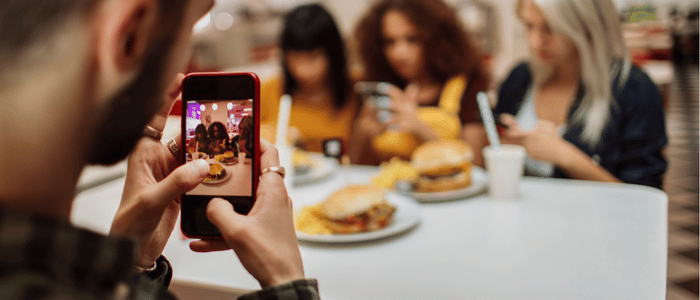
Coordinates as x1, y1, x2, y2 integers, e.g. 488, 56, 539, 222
180, 73, 260, 238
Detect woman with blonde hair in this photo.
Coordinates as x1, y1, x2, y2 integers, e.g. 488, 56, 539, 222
349, 0, 490, 165
492, 0, 667, 188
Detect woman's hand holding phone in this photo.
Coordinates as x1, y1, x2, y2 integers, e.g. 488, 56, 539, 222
498, 113, 571, 164
386, 83, 420, 133
356, 100, 388, 137
189, 139, 305, 288
386, 83, 440, 142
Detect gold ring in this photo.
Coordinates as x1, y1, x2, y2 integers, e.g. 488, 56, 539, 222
143, 125, 163, 140
261, 166, 286, 179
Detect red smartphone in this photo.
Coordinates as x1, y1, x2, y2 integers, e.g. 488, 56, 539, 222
180, 72, 261, 239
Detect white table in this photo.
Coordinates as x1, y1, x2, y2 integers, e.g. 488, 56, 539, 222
71, 166, 668, 300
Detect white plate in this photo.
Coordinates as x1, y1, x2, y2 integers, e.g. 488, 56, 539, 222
296, 193, 421, 243
214, 157, 238, 165
293, 153, 338, 186
201, 166, 231, 185
396, 167, 488, 202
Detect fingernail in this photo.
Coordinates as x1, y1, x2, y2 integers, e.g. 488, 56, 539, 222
190, 159, 209, 178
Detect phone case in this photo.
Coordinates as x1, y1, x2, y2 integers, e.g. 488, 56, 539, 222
180, 72, 261, 239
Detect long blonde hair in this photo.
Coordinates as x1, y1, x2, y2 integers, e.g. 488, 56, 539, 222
517, 0, 631, 146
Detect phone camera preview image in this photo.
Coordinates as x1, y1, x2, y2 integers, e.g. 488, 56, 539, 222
182, 98, 255, 237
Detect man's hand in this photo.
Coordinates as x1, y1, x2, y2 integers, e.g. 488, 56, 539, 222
189, 139, 305, 288
109, 73, 209, 268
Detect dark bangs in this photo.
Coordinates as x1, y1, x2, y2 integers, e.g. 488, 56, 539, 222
281, 3, 349, 109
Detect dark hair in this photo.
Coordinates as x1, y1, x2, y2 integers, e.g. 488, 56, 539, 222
208, 122, 228, 141
281, 3, 349, 109
354, 0, 489, 90
0, 0, 95, 70
195, 124, 208, 139
0, 0, 181, 73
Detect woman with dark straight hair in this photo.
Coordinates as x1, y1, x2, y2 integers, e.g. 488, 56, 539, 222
260, 3, 359, 153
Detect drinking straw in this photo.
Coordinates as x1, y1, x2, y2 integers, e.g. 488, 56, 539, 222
476, 91, 501, 150
275, 94, 294, 188
275, 94, 292, 147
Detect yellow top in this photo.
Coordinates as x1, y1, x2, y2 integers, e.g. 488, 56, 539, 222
260, 76, 359, 153
371, 76, 467, 162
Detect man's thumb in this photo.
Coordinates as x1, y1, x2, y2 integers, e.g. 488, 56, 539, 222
151, 159, 209, 204
206, 198, 245, 236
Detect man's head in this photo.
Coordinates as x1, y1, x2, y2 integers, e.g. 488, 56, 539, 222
0, 0, 214, 165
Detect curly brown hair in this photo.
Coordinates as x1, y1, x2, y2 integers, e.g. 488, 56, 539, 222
354, 0, 489, 90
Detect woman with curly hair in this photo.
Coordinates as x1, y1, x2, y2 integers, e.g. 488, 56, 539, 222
349, 0, 490, 165
207, 121, 230, 155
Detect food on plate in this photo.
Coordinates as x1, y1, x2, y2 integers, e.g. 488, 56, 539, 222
294, 185, 396, 235
371, 157, 419, 189
294, 206, 332, 235
215, 150, 237, 164
293, 149, 315, 175
204, 163, 226, 183
411, 140, 473, 192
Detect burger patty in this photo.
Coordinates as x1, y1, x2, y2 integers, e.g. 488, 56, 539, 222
420, 170, 464, 180
320, 203, 396, 234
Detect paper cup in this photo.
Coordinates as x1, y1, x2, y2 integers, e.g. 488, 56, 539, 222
483, 144, 526, 200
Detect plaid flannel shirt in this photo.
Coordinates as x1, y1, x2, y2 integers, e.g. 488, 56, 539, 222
0, 206, 319, 300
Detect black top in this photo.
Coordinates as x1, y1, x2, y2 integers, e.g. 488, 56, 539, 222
496, 63, 668, 189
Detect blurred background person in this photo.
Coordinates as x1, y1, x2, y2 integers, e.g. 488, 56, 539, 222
349, 0, 490, 166
488, 0, 667, 188
208, 121, 230, 154
188, 123, 211, 155
238, 115, 254, 156
260, 3, 358, 153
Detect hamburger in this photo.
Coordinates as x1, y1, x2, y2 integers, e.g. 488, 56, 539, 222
215, 150, 237, 164
314, 185, 395, 234
411, 140, 473, 192
204, 163, 226, 183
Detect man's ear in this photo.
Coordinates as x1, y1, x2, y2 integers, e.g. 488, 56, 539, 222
94, 0, 159, 95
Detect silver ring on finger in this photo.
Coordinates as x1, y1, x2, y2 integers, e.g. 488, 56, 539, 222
163, 137, 181, 157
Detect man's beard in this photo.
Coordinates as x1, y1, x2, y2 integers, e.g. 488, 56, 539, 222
86, 36, 175, 165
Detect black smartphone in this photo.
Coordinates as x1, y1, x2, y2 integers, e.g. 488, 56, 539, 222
180, 72, 260, 239
354, 81, 393, 124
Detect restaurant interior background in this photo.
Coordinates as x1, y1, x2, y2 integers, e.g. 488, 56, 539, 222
75, 0, 699, 298
188, 0, 700, 298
